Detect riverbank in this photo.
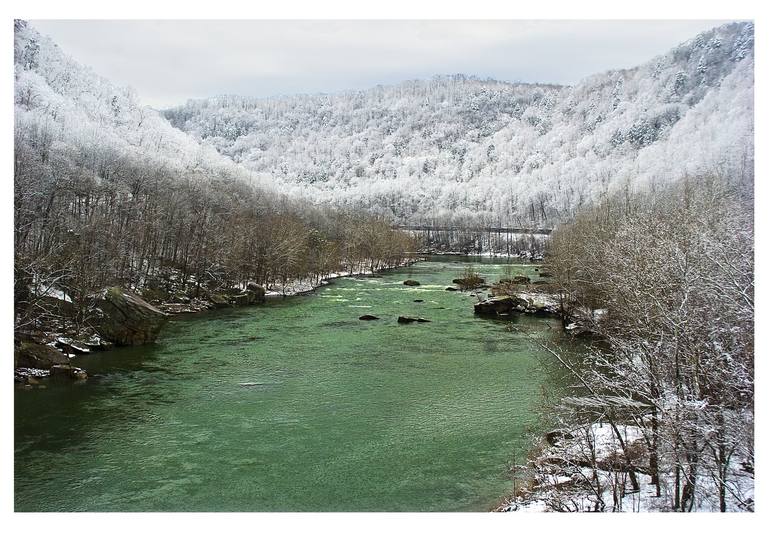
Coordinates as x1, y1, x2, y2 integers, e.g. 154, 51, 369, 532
14, 257, 423, 386
480, 284, 755, 512
496, 419, 754, 512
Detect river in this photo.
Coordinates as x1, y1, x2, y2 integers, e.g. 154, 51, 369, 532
15, 256, 573, 511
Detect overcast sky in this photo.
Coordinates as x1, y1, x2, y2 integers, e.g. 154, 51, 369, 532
31, 19, 731, 109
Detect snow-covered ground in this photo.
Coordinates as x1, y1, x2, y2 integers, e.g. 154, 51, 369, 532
500, 422, 754, 512
264, 260, 420, 297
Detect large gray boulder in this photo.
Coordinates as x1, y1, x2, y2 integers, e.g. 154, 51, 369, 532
92, 287, 168, 345
50, 364, 88, 381
15, 340, 70, 368
475, 292, 561, 317
246, 282, 266, 304
474, 296, 527, 316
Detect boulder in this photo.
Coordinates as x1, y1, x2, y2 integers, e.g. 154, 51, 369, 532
397, 316, 431, 324
519, 293, 561, 316
445, 287, 458, 292
229, 292, 252, 306
413, 299, 424, 303
83, 334, 113, 352
50, 364, 88, 381
209, 293, 230, 308
473, 296, 528, 316
246, 282, 266, 304
15, 341, 70, 369
92, 287, 168, 346
14, 367, 51, 384
403, 280, 420, 286
359, 314, 379, 321
54, 337, 91, 355
452, 276, 486, 289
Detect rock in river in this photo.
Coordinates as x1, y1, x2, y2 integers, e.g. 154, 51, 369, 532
403, 280, 421, 286
474, 292, 561, 317
50, 364, 88, 381
473, 296, 528, 316
398, 316, 431, 324
452, 276, 486, 289
92, 287, 169, 346
359, 314, 379, 321
499, 275, 531, 285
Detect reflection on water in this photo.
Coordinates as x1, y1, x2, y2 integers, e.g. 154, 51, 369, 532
15, 257, 576, 512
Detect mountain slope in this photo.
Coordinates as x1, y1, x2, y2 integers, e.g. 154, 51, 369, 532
164, 21, 754, 227
13, 19, 417, 336
14, 19, 252, 184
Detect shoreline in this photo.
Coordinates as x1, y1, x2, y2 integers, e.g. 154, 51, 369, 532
14, 257, 425, 384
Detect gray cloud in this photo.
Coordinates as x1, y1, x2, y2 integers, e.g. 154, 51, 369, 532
30, 19, 732, 108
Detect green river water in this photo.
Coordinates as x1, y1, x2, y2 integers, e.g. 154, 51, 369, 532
15, 257, 573, 512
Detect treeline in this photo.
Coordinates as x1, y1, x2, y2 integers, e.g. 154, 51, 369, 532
544, 174, 754, 511
407, 227, 547, 258
14, 117, 416, 334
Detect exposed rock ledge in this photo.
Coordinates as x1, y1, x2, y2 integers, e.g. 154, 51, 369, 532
92, 287, 169, 346
474, 292, 561, 317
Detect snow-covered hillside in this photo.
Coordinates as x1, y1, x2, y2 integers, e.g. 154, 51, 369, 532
164, 22, 754, 227
14, 20, 253, 187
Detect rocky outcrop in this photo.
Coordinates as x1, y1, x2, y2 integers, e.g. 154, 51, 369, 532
208, 293, 229, 308
474, 292, 561, 317
15, 340, 70, 369
403, 280, 421, 286
453, 276, 486, 289
54, 337, 91, 355
92, 287, 168, 346
517, 292, 561, 316
199, 283, 266, 309
14, 367, 50, 385
474, 296, 528, 316
14, 340, 91, 385
246, 282, 266, 303
50, 364, 88, 381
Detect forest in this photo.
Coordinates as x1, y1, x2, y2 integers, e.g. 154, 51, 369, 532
13, 20, 415, 345
518, 173, 754, 511
164, 22, 753, 228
